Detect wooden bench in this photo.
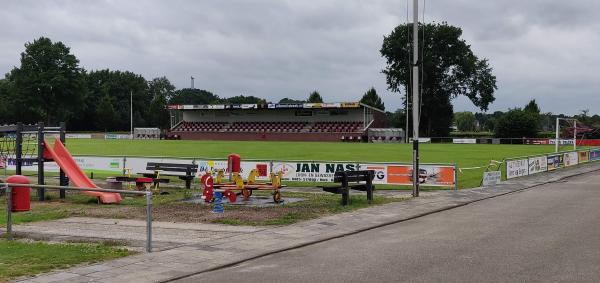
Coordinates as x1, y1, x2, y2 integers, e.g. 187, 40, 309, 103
142, 162, 198, 189
320, 170, 375, 205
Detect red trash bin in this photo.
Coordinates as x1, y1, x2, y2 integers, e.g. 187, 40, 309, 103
7, 175, 31, 212
228, 154, 241, 173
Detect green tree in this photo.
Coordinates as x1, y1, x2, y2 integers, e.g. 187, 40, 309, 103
279, 98, 305, 104
5, 37, 86, 124
494, 109, 539, 138
147, 77, 175, 129
307, 91, 323, 103
386, 108, 406, 128
84, 69, 149, 131
381, 22, 497, 136
169, 88, 220, 105
221, 95, 266, 104
523, 99, 541, 131
454, 111, 477, 132
524, 99, 540, 114
360, 87, 385, 110
0, 79, 11, 123
95, 95, 116, 131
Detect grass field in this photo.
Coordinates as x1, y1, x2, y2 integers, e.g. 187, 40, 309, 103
0, 240, 132, 282
60, 139, 581, 189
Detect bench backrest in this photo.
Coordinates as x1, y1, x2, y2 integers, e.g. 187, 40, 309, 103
146, 162, 198, 174
333, 170, 375, 183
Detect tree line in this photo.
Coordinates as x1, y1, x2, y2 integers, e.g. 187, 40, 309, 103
0, 37, 385, 132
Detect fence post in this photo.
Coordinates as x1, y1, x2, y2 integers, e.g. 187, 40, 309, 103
5, 185, 12, 240
454, 163, 458, 191
15, 123, 23, 175
37, 122, 45, 201
146, 192, 153, 252
59, 122, 67, 198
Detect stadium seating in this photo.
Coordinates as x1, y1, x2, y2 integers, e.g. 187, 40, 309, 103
227, 121, 308, 133
308, 121, 363, 133
171, 122, 227, 132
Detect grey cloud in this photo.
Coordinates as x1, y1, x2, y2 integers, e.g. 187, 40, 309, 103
0, 0, 598, 115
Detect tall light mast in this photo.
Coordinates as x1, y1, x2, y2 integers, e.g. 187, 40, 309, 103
411, 0, 420, 197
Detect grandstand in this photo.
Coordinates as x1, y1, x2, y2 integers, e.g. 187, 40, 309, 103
167, 102, 385, 141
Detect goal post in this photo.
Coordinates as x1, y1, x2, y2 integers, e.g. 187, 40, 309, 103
555, 118, 577, 152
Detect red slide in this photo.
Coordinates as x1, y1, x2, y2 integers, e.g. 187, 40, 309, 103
43, 139, 122, 204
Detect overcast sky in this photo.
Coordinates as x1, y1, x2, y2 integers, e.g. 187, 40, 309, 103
1, 0, 598, 115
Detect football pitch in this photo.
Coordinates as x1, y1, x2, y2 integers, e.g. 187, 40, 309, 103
63, 139, 578, 189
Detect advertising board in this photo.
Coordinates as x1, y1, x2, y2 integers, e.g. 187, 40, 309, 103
272, 161, 456, 187
564, 152, 578, 167
590, 149, 600, 161
453, 139, 477, 144
506, 159, 528, 179
482, 171, 501, 186
547, 154, 564, 171
578, 151, 590, 163
528, 156, 548, 175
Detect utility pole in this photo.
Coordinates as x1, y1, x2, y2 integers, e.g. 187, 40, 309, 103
130, 90, 133, 139
411, 0, 420, 197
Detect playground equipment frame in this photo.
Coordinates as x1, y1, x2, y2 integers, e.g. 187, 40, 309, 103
1, 183, 154, 252
0, 122, 67, 201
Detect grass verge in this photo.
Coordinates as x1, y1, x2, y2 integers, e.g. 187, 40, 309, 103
0, 239, 132, 282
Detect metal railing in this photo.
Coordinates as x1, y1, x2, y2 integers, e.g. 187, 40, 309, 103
1, 183, 153, 252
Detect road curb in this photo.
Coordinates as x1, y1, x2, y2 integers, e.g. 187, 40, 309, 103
162, 165, 600, 282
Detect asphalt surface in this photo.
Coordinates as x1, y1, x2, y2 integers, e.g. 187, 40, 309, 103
176, 171, 600, 283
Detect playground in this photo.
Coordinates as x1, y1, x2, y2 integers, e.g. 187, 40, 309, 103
1, 123, 598, 281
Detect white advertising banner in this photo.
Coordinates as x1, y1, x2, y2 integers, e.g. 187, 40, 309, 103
197, 160, 271, 180
506, 159, 528, 179
482, 171, 502, 186
272, 161, 456, 187
564, 152, 578, 167
453, 138, 477, 144
527, 156, 548, 175
272, 161, 360, 183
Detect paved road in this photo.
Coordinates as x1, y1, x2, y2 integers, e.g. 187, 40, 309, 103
177, 172, 600, 282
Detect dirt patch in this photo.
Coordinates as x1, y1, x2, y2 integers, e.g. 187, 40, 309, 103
73, 203, 314, 225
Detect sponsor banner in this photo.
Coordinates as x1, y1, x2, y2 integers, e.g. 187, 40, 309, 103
272, 161, 360, 183
528, 156, 548, 175
381, 164, 455, 186
272, 161, 455, 186
547, 154, 564, 171
303, 103, 323, 109
549, 139, 575, 145
105, 134, 132, 140
409, 138, 431, 143
66, 134, 92, 139
590, 149, 600, 161
321, 103, 341, 108
482, 171, 501, 186
578, 150, 590, 163
341, 102, 360, 108
4, 156, 123, 173
564, 152, 578, 166
506, 159, 528, 179
524, 139, 550, 145
197, 160, 271, 180
453, 138, 476, 144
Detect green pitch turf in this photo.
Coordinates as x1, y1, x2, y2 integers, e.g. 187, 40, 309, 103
62, 139, 580, 189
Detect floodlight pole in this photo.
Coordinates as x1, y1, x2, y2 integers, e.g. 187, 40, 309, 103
555, 118, 559, 152
130, 90, 133, 139
573, 120, 577, 151
411, 0, 420, 197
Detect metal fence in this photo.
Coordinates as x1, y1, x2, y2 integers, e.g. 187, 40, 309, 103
1, 183, 154, 252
